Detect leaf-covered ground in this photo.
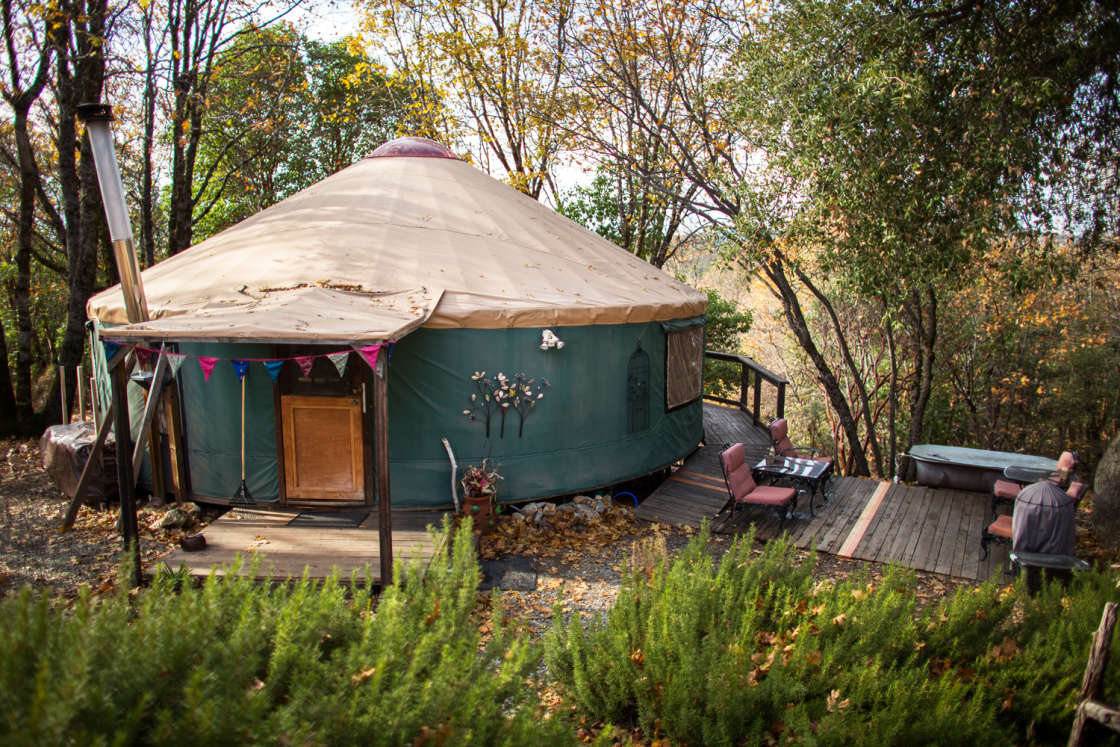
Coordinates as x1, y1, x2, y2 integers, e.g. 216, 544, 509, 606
1, 434, 1105, 622
0, 438, 204, 598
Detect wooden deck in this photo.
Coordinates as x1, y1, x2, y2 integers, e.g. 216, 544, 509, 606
160, 507, 449, 583
637, 402, 1012, 581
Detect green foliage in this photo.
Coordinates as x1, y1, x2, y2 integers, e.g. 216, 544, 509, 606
700, 288, 752, 399
190, 28, 416, 242
0, 522, 572, 746
545, 525, 1120, 744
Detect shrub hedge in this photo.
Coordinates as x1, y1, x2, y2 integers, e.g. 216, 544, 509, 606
0, 521, 573, 746
544, 526, 1120, 745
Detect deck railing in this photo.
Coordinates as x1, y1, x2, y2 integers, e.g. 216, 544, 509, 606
703, 350, 787, 426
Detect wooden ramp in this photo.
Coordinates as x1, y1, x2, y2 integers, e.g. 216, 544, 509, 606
637, 403, 1011, 581
160, 507, 449, 583
636, 401, 772, 529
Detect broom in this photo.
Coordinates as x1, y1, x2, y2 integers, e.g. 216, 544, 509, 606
231, 370, 255, 504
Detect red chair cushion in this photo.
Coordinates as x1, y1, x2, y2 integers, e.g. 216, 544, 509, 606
721, 443, 757, 500
740, 484, 796, 506
1067, 481, 1088, 503
987, 514, 1012, 539
993, 479, 1021, 501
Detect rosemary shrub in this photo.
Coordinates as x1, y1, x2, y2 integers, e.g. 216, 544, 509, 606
545, 524, 1120, 745
0, 521, 571, 746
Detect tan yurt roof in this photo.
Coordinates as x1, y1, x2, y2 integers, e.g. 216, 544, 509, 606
88, 138, 706, 343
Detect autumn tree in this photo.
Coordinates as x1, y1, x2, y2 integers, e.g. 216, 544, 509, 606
191, 28, 417, 241
164, 0, 304, 255
363, 0, 573, 199
1, 0, 53, 431
726, 0, 1120, 471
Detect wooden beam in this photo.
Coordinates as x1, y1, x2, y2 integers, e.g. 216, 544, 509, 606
58, 407, 115, 532
373, 352, 392, 586
131, 346, 168, 479
1069, 602, 1120, 746
164, 379, 189, 501
110, 352, 142, 586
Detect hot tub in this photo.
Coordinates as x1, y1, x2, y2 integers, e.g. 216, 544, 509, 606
904, 445, 1057, 493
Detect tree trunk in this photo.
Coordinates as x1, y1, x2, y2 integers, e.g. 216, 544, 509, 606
905, 284, 937, 449
886, 318, 899, 478
54, 0, 108, 423
793, 264, 884, 476
0, 318, 17, 435
12, 107, 38, 429
764, 257, 871, 476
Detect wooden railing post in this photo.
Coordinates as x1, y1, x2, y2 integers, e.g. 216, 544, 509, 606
752, 369, 762, 425
703, 351, 788, 426
739, 362, 749, 413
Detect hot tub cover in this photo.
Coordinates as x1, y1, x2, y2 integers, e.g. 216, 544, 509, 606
908, 445, 1057, 472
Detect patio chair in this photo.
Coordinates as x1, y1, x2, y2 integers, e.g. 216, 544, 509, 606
991, 450, 1080, 517
981, 454, 1085, 561
768, 418, 832, 466
719, 442, 799, 523
981, 514, 1012, 560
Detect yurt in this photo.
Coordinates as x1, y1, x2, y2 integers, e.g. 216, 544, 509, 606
87, 137, 707, 509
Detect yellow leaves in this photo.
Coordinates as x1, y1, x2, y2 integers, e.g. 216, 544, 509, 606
351, 667, 376, 684
425, 597, 441, 626
826, 689, 850, 712
987, 636, 1020, 662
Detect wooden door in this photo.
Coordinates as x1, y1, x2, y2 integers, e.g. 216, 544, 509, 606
280, 395, 365, 502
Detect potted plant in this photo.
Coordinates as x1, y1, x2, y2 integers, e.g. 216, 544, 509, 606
459, 460, 502, 533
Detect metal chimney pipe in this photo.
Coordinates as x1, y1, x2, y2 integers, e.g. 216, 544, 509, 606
76, 102, 150, 323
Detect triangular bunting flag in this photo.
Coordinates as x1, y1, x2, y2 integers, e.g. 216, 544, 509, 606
231, 360, 250, 381
167, 354, 185, 377
198, 357, 218, 382
386, 343, 395, 360
358, 344, 383, 371
327, 351, 349, 378
101, 339, 122, 362
264, 360, 285, 382
135, 348, 153, 367
295, 356, 316, 378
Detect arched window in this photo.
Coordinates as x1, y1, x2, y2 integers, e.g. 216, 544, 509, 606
627, 343, 650, 433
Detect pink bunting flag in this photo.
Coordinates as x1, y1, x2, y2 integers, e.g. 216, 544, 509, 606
358, 344, 384, 372
295, 356, 316, 378
198, 356, 218, 382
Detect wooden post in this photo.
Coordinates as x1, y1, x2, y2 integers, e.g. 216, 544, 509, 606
738, 362, 749, 413
90, 375, 99, 431
131, 347, 168, 480
59, 407, 114, 531
110, 350, 142, 587
752, 370, 762, 426
164, 379, 189, 502
59, 365, 70, 425
776, 381, 786, 420
373, 352, 393, 586
76, 365, 84, 421
1069, 602, 1120, 746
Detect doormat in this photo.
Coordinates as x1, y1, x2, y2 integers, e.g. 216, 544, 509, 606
287, 511, 369, 528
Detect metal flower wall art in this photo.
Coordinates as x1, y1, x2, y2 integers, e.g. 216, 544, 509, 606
463, 371, 549, 438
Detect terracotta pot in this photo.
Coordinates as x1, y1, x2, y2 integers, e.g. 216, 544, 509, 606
462, 493, 496, 533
